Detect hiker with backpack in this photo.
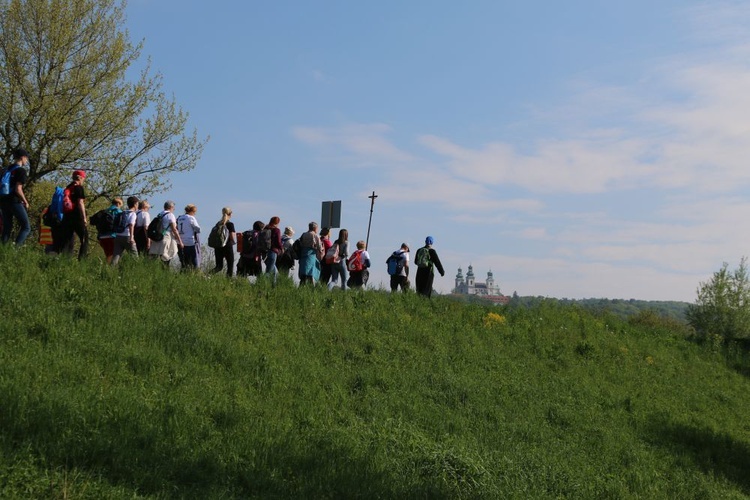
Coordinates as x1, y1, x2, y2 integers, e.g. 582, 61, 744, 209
414, 236, 445, 298
148, 200, 184, 266
261, 216, 283, 282
346, 240, 371, 289
176, 204, 201, 271
276, 226, 296, 278
386, 243, 410, 292
0, 148, 31, 246
134, 200, 151, 255
91, 197, 123, 263
55, 169, 88, 259
210, 207, 236, 277
319, 227, 334, 287
328, 228, 349, 291
111, 196, 139, 266
237, 220, 265, 277
298, 221, 324, 285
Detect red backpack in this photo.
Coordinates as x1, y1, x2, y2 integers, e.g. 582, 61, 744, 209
348, 249, 364, 271
62, 185, 75, 213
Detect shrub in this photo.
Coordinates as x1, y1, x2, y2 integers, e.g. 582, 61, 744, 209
687, 258, 750, 340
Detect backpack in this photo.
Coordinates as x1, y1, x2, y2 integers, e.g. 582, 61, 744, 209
348, 249, 364, 272
292, 238, 302, 260
91, 206, 121, 234
415, 247, 431, 268
256, 228, 272, 253
147, 213, 166, 241
386, 251, 405, 276
240, 230, 255, 257
62, 186, 74, 213
207, 221, 229, 249
47, 186, 66, 225
113, 210, 129, 234
324, 242, 340, 264
276, 241, 293, 268
0, 165, 19, 196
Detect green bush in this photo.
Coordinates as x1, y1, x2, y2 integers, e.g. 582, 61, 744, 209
687, 258, 750, 340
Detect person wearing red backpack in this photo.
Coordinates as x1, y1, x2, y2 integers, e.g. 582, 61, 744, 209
346, 240, 371, 289
57, 169, 88, 259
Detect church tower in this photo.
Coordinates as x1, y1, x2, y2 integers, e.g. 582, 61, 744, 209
466, 265, 475, 290
486, 270, 494, 292
455, 267, 465, 292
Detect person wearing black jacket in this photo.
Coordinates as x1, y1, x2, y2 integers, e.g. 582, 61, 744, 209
414, 236, 445, 298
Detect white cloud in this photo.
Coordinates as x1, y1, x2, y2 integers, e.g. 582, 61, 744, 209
291, 123, 415, 165
290, 3, 750, 301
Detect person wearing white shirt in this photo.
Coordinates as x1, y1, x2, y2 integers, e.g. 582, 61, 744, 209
176, 204, 201, 270
111, 196, 139, 265
148, 200, 183, 264
134, 200, 151, 255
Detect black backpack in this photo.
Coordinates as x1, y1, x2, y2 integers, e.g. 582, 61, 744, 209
240, 230, 255, 257
255, 228, 272, 253
91, 206, 121, 234
147, 213, 166, 241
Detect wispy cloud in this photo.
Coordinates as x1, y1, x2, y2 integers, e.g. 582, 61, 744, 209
291, 123, 415, 165
290, 3, 750, 301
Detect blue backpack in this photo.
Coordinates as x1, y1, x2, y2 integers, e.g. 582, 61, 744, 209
49, 187, 66, 221
386, 251, 405, 276
0, 165, 19, 196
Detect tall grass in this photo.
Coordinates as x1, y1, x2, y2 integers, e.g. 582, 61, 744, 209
0, 246, 748, 498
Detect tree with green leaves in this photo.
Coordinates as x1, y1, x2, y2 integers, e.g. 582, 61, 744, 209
0, 0, 206, 202
687, 258, 750, 340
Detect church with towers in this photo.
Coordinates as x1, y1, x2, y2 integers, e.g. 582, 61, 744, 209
453, 265, 507, 303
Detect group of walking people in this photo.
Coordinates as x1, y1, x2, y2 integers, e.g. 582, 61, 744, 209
1, 160, 447, 296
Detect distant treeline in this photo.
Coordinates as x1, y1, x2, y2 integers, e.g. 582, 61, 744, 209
449, 293, 690, 322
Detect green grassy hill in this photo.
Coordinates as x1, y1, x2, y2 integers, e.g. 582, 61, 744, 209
1, 247, 748, 498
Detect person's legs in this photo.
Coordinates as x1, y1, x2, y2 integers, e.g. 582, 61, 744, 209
111, 235, 128, 265
12, 203, 30, 245
225, 246, 235, 277
213, 246, 224, 273
265, 251, 278, 284
73, 218, 88, 259
329, 263, 340, 290
0, 204, 12, 243
183, 245, 198, 269
390, 275, 398, 292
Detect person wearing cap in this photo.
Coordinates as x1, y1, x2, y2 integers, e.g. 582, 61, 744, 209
414, 236, 445, 298
277, 226, 296, 278
0, 148, 31, 245
387, 242, 410, 292
57, 169, 88, 259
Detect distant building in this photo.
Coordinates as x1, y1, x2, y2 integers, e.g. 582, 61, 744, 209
453, 265, 508, 303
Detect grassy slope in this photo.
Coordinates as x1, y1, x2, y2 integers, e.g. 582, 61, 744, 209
0, 247, 748, 499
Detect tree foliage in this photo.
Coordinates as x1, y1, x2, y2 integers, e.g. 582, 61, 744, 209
687, 258, 750, 340
0, 0, 206, 201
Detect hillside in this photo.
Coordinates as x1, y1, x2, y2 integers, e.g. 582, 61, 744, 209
0, 247, 748, 498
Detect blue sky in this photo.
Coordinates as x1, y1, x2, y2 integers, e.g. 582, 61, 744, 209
125, 1, 750, 301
